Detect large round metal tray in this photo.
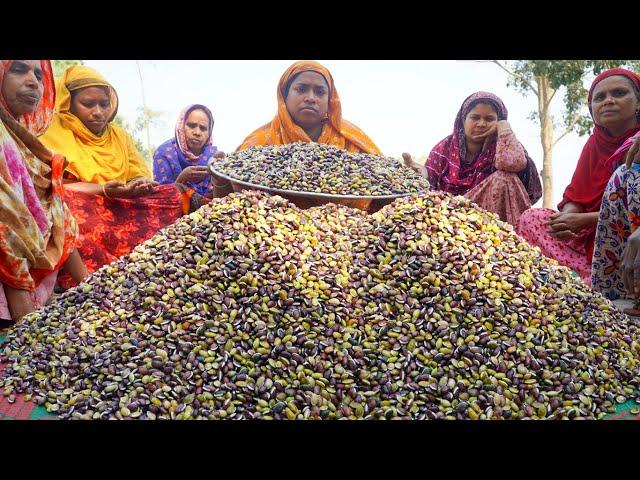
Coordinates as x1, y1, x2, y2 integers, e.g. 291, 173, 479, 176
209, 162, 414, 213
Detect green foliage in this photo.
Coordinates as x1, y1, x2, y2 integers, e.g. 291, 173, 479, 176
133, 106, 164, 137
501, 60, 638, 138
113, 108, 166, 169
113, 115, 146, 155
52, 60, 84, 79
133, 106, 165, 164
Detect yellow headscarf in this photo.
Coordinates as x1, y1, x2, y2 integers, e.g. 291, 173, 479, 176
40, 65, 151, 185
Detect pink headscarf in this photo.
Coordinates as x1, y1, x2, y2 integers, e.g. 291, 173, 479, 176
175, 104, 214, 162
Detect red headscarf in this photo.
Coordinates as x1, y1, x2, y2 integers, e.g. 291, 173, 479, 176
559, 68, 640, 261
425, 91, 542, 203
0, 60, 55, 136
559, 68, 640, 213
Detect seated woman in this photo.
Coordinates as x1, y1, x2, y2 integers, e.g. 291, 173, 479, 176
39, 65, 204, 288
592, 132, 640, 302
517, 68, 640, 285
212, 60, 381, 197
153, 104, 224, 198
403, 92, 542, 226
0, 60, 86, 324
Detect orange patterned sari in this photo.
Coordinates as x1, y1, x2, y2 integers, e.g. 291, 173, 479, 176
0, 60, 78, 319
0, 60, 77, 292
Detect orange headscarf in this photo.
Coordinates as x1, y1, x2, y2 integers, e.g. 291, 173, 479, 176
0, 60, 55, 137
237, 61, 381, 154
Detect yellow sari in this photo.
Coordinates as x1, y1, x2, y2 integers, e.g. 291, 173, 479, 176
40, 65, 151, 185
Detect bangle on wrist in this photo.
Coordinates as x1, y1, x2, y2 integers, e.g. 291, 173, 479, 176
102, 184, 112, 199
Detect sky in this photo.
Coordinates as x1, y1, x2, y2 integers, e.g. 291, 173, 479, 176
83, 60, 598, 208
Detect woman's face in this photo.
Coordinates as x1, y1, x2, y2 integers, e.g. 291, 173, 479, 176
591, 75, 640, 135
1, 60, 44, 118
463, 102, 498, 145
284, 71, 330, 130
184, 108, 210, 154
70, 86, 112, 135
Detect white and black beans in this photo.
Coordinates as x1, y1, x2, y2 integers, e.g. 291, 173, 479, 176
1, 190, 639, 419
214, 142, 432, 196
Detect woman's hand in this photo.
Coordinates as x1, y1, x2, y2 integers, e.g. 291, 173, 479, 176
127, 177, 158, 197
176, 166, 210, 184
402, 153, 428, 178
210, 169, 234, 198
102, 180, 128, 198
625, 135, 640, 169
102, 178, 157, 199
470, 123, 499, 152
622, 228, 640, 298
496, 119, 511, 131
546, 212, 588, 240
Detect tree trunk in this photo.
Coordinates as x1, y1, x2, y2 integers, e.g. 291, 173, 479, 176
135, 61, 153, 169
537, 76, 555, 208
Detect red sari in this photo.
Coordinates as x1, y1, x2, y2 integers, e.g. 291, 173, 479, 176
57, 185, 195, 288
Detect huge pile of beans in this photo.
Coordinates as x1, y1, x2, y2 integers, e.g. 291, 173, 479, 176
214, 142, 432, 195
1, 190, 639, 419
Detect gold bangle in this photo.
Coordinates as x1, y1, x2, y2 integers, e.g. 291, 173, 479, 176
102, 184, 112, 199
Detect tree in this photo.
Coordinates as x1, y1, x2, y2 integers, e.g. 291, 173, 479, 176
132, 106, 165, 169
112, 115, 145, 153
492, 60, 640, 208
135, 61, 157, 168
52, 60, 84, 79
